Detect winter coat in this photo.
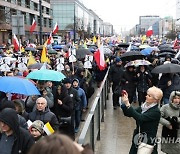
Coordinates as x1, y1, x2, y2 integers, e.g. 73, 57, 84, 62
54, 85, 73, 118
122, 69, 137, 95
122, 104, 160, 154
28, 108, 59, 131
67, 87, 81, 109
158, 74, 180, 99
136, 71, 152, 92
108, 64, 124, 84
0, 108, 34, 154
160, 91, 180, 154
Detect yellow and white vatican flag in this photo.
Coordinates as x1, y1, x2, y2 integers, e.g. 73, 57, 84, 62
43, 122, 54, 135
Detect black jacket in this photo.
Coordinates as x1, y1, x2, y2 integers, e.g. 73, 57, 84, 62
108, 64, 124, 84
28, 108, 59, 131
67, 87, 81, 109
0, 108, 34, 154
54, 85, 73, 118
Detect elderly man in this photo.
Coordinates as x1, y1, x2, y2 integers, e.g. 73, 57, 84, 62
28, 97, 59, 131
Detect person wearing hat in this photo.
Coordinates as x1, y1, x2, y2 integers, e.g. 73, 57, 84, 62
0, 108, 34, 154
63, 78, 81, 139
29, 120, 44, 142
108, 56, 124, 109
72, 78, 87, 133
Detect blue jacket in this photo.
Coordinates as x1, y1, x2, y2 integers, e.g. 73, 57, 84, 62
75, 86, 87, 110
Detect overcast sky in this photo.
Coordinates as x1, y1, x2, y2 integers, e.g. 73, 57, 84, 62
82, 0, 176, 33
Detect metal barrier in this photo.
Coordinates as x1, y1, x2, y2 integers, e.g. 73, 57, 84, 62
78, 69, 110, 150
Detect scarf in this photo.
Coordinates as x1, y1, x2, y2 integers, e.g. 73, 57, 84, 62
141, 102, 157, 113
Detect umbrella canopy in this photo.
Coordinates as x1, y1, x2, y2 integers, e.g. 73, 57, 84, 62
118, 43, 129, 48
52, 45, 63, 49
26, 69, 66, 81
125, 59, 151, 67
158, 44, 172, 50
139, 44, 150, 49
141, 47, 154, 55
120, 51, 145, 61
27, 63, 52, 70
158, 52, 175, 57
48, 49, 57, 54
151, 63, 180, 74
160, 47, 176, 53
25, 47, 36, 52
76, 48, 93, 59
0, 76, 40, 95
103, 47, 113, 55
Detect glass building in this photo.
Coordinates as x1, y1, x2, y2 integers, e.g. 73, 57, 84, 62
51, 0, 113, 41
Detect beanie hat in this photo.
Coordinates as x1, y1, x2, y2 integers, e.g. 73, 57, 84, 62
31, 120, 44, 134
72, 78, 79, 84
115, 57, 121, 63
63, 78, 72, 84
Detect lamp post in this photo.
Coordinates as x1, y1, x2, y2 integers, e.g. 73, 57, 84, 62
73, 1, 76, 43
39, 0, 42, 45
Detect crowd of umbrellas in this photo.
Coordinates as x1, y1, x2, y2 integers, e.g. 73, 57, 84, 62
0, 40, 180, 97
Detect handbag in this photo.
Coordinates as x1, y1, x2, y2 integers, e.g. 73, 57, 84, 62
114, 83, 122, 96
137, 126, 154, 154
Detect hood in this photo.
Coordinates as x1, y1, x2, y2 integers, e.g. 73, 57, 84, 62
0, 108, 19, 135
169, 91, 180, 103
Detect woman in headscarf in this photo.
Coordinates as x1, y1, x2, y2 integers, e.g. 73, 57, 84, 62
160, 91, 180, 154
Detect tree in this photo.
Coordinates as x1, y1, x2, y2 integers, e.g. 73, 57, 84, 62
166, 30, 176, 40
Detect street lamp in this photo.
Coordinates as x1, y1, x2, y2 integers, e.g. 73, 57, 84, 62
73, 2, 76, 43
39, 0, 42, 45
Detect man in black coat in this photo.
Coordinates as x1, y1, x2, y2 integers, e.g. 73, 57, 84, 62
108, 57, 124, 109
0, 108, 34, 154
28, 97, 59, 131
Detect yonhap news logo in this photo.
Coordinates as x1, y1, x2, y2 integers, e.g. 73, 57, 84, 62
133, 132, 180, 146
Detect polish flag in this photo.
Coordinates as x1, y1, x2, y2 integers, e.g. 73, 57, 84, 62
146, 26, 153, 37
47, 32, 54, 45
52, 22, 59, 34
13, 34, 20, 51
30, 18, 36, 33
94, 43, 106, 70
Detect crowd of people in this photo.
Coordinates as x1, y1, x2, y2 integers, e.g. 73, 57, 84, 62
0, 37, 180, 153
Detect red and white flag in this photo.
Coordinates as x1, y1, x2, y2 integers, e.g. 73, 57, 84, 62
12, 34, 20, 51
52, 22, 59, 34
47, 32, 54, 45
146, 26, 153, 37
94, 43, 106, 70
30, 18, 36, 34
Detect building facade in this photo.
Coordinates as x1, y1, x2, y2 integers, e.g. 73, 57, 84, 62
51, 0, 113, 42
0, 0, 53, 45
139, 15, 160, 36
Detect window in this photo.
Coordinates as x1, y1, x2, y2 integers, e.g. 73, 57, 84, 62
0, 6, 6, 22
10, 8, 17, 15
44, 18, 47, 27
34, 2, 38, 11
17, 0, 21, 6
46, 8, 49, 15
25, 0, 30, 8
21, 11, 27, 24
49, 19, 52, 28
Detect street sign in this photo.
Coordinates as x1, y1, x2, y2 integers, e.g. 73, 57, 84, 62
12, 15, 25, 35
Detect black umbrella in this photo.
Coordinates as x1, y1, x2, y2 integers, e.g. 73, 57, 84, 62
48, 49, 57, 54
151, 63, 180, 74
27, 63, 51, 69
158, 44, 172, 50
118, 43, 129, 48
160, 47, 176, 53
76, 48, 93, 59
25, 47, 36, 52
158, 52, 175, 57
120, 51, 145, 61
